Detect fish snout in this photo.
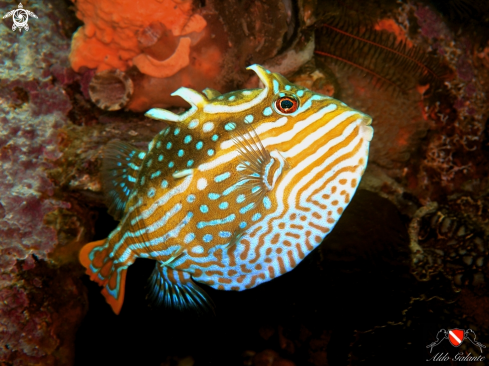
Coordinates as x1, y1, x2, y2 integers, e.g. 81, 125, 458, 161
359, 113, 374, 142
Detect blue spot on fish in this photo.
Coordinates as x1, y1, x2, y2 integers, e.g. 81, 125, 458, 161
158, 154, 164, 162
168, 161, 174, 168
184, 135, 192, 144
188, 119, 199, 129
166, 142, 172, 150
208, 193, 220, 200
187, 194, 195, 203
196, 141, 203, 150
224, 122, 236, 131
252, 212, 261, 221
147, 187, 156, 198
187, 160, 194, 167
178, 149, 184, 157
244, 114, 254, 124
211, 134, 219, 142
203, 234, 213, 243
239, 202, 254, 214
219, 202, 229, 210
161, 180, 168, 188
263, 107, 273, 116
207, 149, 214, 156
192, 245, 204, 254
214, 172, 230, 183
184, 233, 195, 244
200, 205, 208, 213
150, 171, 161, 179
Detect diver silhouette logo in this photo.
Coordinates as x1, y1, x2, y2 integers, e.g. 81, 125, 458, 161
427, 328, 486, 353
2, 3, 38, 32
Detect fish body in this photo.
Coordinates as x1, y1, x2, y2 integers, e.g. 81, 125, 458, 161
79, 65, 373, 314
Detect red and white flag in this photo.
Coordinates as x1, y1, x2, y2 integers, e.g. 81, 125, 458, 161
448, 329, 465, 347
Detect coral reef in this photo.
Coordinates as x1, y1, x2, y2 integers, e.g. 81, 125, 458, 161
0, 1, 89, 364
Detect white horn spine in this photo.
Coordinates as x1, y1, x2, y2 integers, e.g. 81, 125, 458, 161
172, 87, 207, 107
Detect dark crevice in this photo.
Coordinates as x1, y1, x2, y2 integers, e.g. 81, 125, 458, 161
91, 206, 118, 241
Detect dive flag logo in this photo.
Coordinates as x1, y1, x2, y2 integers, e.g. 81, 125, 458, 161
448, 329, 465, 347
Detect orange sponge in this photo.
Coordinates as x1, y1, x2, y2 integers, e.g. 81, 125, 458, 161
69, 0, 206, 75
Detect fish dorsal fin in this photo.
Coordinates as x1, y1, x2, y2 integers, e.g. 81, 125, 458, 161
147, 263, 214, 314
101, 140, 145, 220
231, 123, 288, 205
202, 88, 222, 100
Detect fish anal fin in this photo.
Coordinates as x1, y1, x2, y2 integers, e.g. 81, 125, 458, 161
147, 263, 214, 314
101, 140, 144, 220
79, 239, 128, 315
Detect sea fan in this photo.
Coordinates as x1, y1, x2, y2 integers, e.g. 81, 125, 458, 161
315, 16, 449, 93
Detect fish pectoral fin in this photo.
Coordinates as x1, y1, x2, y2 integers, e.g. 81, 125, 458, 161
101, 140, 145, 220
147, 263, 215, 314
231, 123, 286, 204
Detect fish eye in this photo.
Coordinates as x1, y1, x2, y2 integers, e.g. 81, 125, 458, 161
273, 94, 299, 114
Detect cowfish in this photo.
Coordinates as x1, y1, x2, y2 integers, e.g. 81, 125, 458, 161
79, 65, 373, 314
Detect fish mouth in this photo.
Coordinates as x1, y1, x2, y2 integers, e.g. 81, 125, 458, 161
359, 113, 374, 142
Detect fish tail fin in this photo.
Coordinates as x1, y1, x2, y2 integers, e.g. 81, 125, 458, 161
79, 239, 128, 314
101, 140, 145, 220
